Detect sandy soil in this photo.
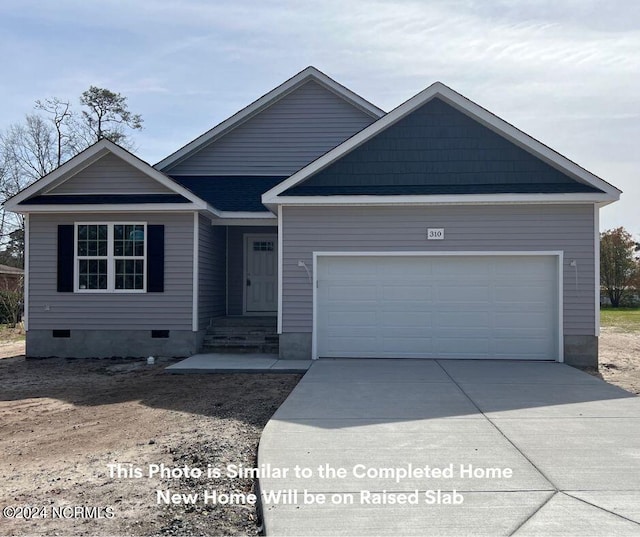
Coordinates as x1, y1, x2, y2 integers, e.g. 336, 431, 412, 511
597, 328, 640, 394
0, 339, 25, 360
0, 354, 300, 536
0, 330, 637, 536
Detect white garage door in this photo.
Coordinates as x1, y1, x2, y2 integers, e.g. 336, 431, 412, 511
316, 255, 559, 360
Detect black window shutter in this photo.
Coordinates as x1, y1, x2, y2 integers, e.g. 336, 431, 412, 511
147, 225, 165, 292
57, 225, 74, 292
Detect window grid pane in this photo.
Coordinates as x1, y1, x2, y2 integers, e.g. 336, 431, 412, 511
114, 224, 145, 257
77, 224, 108, 256
78, 259, 108, 290
253, 241, 274, 251
115, 259, 145, 290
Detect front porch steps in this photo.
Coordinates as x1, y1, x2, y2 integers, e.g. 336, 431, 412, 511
202, 316, 279, 354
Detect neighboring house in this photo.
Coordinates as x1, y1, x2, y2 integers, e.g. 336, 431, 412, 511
0, 264, 24, 293
4, 67, 620, 367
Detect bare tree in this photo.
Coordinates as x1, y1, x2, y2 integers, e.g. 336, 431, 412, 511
0, 275, 23, 327
35, 98, 75, 167
0, 86, 144, 247
0, 115, 55, 243
600, 227, 640, 307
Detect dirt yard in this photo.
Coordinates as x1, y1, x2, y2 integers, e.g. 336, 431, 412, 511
598, 328, 640, 395
0, 352, 300, 536
0, 316, 638, 536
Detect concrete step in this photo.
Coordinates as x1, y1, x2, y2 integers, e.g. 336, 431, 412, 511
204, 335, 278, 344
211, 316, 276, 329
209, 327, 276, 337
202, 343, 280, 354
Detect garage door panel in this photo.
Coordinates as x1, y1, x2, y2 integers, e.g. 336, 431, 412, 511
378, 326, 434, 339
378, 257, 434, 278
436, 337, 490, 356
381, 311, 433, 328
492, 337, 553, 357
382, 337, 434, 354
432, 258, 492, 277
435, 311, 490, 329
327, 311, 377, 326
316, 255, 558, 360
494, 286, 554, 303
494, 260, 550, 276
436, 285, 491, 302
323, 259, 377, 277
494, 312, 549, 330
326, 284, 377, 301
325, 337, 378, 354
381, 284, 432, 301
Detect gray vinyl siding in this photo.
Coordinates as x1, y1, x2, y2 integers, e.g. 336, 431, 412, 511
28, 212, 194, 330
165, 81, 377, 176
51, 153, 173, 194
198, 215, 226, 329
282, 205, 595, 336
227, 226, 278, 315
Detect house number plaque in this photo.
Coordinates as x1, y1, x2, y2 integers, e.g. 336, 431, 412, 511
427, 228, 445, 240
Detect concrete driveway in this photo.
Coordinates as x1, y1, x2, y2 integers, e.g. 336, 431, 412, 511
258, 359, 640, 536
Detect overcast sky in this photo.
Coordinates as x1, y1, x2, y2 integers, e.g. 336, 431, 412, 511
1, 0, 638, 234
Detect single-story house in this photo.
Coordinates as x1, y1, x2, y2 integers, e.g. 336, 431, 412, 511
4, 67, 621, 367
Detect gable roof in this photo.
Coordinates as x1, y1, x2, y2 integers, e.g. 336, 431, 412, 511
3, 139, 209, 213
263, 82, 621, 207
281, 96, 604, 197
154, 66, 385, 172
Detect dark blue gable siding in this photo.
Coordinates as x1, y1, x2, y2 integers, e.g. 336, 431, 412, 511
284, 97, 602, 195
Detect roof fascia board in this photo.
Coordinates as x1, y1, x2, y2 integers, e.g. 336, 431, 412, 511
4, 139, 209, 212
16, 203, 201, 213
262, 82, 621, 204
267, 192, 616, 208
14, 204, 201, 213
154, 66, 385, 172
215, 211, 275, 219
210, 217, 277, 227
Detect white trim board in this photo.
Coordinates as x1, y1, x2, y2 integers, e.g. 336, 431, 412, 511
265, 193, 615, 210
311, 251, 564, 362
154, 66, 384, 171
263, 81, 621, 205
13, 204, 202, 213
211, 218, 277, 227
23, 214, 29, 331
277, 208, 283, 334
594, 204, 601, 337
192, 212, 199, 332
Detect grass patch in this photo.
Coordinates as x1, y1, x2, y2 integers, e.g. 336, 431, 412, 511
600, 307, 640, 332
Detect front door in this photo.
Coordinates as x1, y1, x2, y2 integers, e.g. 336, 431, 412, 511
244, 234, 277, 313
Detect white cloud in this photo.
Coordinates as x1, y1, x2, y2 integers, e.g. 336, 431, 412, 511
0, 0, 638, 231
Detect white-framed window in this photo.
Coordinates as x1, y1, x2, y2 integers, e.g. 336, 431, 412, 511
74, 223, 147, 293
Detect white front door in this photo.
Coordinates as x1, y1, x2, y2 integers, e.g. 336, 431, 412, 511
244, 234, 277, 313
